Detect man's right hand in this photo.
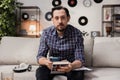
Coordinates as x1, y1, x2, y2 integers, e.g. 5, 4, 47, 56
45, 59, 53, 70
38, 57, 53, 70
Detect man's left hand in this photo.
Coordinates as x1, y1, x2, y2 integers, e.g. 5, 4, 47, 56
57, 63, 73, 72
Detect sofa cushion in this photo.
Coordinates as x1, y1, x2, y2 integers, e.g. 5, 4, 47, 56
84, 68, 120, 80
53, 75, 67, 80
0, 65, 67, 80
0, 36, 40, 65
93, 37, 120, 67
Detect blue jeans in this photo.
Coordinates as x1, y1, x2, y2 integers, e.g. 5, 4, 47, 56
36, 66, 84, 80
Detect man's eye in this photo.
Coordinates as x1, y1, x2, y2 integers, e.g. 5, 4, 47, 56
55, 17, 59, 20
61, 16, 65, 20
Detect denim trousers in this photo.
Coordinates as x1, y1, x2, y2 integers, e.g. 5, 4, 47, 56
36, 66, 84, 80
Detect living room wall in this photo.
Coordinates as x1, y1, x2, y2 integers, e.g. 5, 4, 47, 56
17, 0, 120, 37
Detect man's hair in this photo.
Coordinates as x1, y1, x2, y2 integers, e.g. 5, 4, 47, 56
51, 6, 70, 17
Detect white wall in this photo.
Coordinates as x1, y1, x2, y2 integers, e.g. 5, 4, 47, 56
17, 0, 120, 37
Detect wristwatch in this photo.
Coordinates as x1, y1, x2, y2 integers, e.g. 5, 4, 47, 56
83, 0, 92, 7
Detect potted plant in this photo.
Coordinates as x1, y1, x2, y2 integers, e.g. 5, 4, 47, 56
0, 0, 23, 39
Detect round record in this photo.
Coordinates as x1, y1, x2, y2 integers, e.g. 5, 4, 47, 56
78, 16, 88, 26
45, 12, 52, 21
94, 0, 103, 3
68, 0, 77, 7
83, 0, 92, 7
22, 13, 29, 20
52, 0, 61, 7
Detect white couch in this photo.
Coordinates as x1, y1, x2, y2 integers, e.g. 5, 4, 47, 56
0, 36, 120, 80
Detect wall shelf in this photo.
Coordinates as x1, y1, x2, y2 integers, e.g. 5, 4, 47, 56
102, 4, 120, 37
17, 6, 41, 37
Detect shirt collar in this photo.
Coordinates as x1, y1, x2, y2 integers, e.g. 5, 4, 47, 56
52, 27, 57, 36
51, 25, 71, 37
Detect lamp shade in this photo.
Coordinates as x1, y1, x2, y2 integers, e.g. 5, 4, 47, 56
29, 25, 36, 32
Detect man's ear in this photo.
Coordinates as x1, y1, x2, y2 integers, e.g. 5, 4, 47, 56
67, 16, 70, 22
51, 18, 53, 21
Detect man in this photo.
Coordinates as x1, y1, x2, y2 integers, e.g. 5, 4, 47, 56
36, 6, 85, 80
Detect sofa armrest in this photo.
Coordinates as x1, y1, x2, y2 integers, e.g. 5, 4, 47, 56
93, 37, 120, 67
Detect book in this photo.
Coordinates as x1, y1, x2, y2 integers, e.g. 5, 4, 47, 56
51, 61, 69, 73
51, 61, 92, 74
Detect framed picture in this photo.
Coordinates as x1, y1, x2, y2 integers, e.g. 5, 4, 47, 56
103, 7, 112, 21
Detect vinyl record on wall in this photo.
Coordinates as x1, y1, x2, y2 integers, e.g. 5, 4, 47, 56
52, 0, 61, 7
78, 16, 88, 26
94, 0, 103, 3
22, 13, 29, 20
45, 11, 52, 21
68, 0, 77, 7
83, 0, 92, 7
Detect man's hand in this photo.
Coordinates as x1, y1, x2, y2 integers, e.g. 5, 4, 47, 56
38, 57, 53, 70
57, 60, 82, 72
57, 63, 73, 72
45, 59, 53, 70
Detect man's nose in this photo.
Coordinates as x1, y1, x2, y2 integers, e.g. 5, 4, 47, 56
58, 18, 62, 23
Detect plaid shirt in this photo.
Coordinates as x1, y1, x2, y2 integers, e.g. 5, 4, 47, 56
37, 24, 85, 63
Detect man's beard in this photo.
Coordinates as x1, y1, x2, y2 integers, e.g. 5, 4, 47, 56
56, 23, 66, 32
57, 28, 65, 32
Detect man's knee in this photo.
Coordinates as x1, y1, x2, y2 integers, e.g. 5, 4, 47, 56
66, 71, 84, 80
36, 66, 51, 80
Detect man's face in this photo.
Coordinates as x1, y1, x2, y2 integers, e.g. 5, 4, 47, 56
52, 9, 70, 32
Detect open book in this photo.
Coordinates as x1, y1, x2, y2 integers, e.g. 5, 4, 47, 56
52, 61, 69, 72
51, 61, 69, 73
51, 61, 92, 74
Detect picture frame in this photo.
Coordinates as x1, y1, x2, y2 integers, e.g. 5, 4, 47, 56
103, 7, 112, 21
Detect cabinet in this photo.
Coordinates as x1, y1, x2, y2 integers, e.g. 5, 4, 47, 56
17, 6, 41, 37
102, 5, 120, 37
